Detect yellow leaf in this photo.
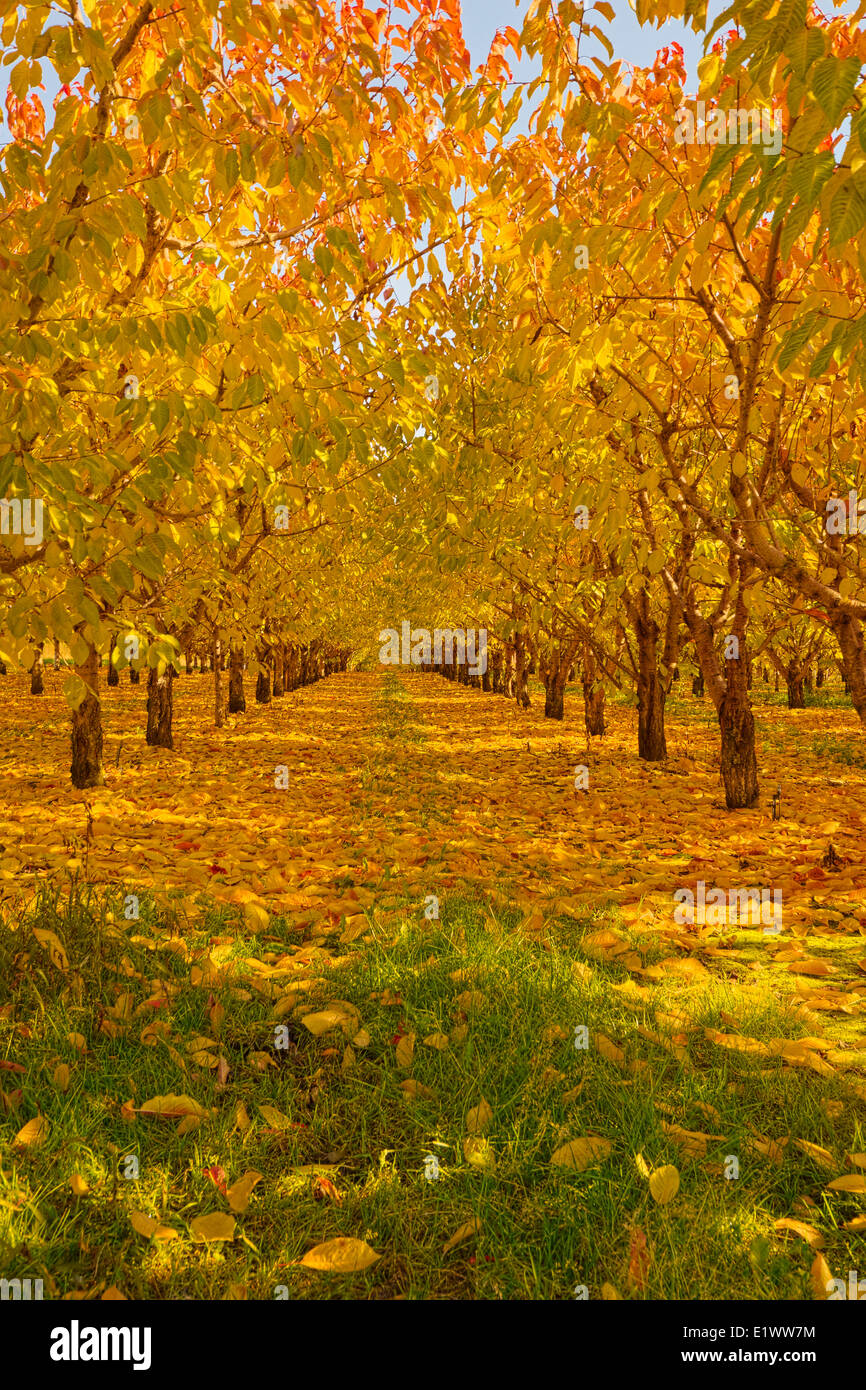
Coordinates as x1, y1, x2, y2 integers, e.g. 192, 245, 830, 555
130, 1211, 178, 1241
794, 1139, 836, 1171
139, 1093, 208, 1119
463, 1136, 496, 1171
101, 1286, 126, 1300
226, 1170, 263, 1213
594, 1032, 626, 1066
455, 990, 487, 1012
423, 1032, 449, 1050
649, 1165, 680, 1205
826, 1174, 866, 1192
15, 1115, 48, 1147
811, 1251, 833, 1300
70, 1173, 89, 1196
395, 1032, 415, 1069
352, 1028, 371, 1047
550, 1137, 612, 1170
601, 1282, 622, 1299
33, 927, 68, 971
466, 1097, 493, 1133
400, 1079, 435, 1099
52, 1062, 70, 1091
234, 1101, 251, 1132
243, 901, 270, 932
190, 1212, 236, 1243
176, 1114, 201, 1136
300, 1237, 380, 1272
774, 1218, 824, 1248
67, 1032, 87, 1052
259, 1104, 293, 1129
301, 1007, 356, 1036
443, 1218, 481, 1254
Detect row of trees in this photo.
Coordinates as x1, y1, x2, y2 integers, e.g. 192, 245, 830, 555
2, 0, 865, 807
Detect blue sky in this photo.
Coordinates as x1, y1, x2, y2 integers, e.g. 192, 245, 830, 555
459, 0, 716, 89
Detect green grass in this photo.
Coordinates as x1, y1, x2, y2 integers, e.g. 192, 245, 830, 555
811, 733, 866, 771
2, 882, 865, 1300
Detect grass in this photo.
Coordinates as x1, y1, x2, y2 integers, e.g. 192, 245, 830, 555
1, 884, 865, 1300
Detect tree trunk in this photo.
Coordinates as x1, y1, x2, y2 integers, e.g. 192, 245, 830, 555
106, 633, 119, 687
53, 638, 61, 671
635, 608, 667, 760
582, 648, 606, 737
213, 637, 223, 728
255, 662, 271, 703
816, 666, 824, 688
228, 648, 246, 712
718, 593, 759, 810
272, 645, 285, 697
70, 641, 105, 788
129, 664, 140, 684
692, 671, 704, 697
30, 642, 44, 695
514, 632, 531, 708
542, 645, 570, 720
786, 661, 805, 709
146, 664, 174, 748
830, 612, 866, 723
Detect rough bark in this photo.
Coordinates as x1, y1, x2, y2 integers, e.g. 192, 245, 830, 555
146, 664, 174, 748
272, 646, 285, 697
228, 648, 246, 712
513, 632, 531, 708
213, 637, 223, 728
786, 660, 805, 709
106, 633, 119, 687
582, 648, 606, 736
30, 642, 44, 695
70, 641, 105, 788
634, 606, 667, 760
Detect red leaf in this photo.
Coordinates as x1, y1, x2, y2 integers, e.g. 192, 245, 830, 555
204, 1165, 228, 1196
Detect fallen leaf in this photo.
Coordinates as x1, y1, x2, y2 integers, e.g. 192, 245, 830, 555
649, 1165, 680, 1205
130, 1211, 179, 1241
226, 1170, 263, 1213
139, 1093, 208, 1119
774, 1218, 824, 1249
190, 1212, 236, 1243
32, 927, 68, 971
14, 1115, 48, 1147
550, 1137, 612, 1170
826, 1174, 866, 1192
466, 1097, 493, 1133
300, 1237, 380, 1272
463, 1135, 496, 1171
395, 1032, 415, 1069
811, 1251, 833, 1300
443, 1218, 482, 1254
